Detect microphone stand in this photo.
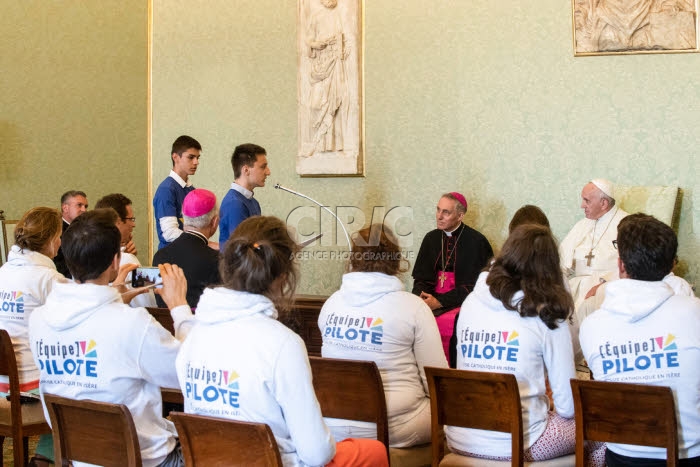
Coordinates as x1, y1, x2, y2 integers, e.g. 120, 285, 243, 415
275, 183, 351, 247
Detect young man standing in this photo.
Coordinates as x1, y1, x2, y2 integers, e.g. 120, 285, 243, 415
218, 143, 270, 245
153, 135, 201, 250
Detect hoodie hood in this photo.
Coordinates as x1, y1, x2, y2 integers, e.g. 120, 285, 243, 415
40, 282, 122, 331
195, 287, 277, 324
470, 271, 524, 312
600, 279, 674, 323
7, 245, 57, 271
338, 272, 404, 307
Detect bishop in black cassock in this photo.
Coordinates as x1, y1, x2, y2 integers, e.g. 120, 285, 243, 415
412, 192, 493, 363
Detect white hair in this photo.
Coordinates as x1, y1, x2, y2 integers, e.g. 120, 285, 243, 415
183, 207, 218, 229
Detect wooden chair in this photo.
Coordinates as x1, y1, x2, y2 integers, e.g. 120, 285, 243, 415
0, 329, 51, 467
288, 295, 327, 357
146, 306, 175, 334
425, 367, 574, 467
308, 357, 392, 463
170, 411, 283, 466
571, 379, 678, 467
0, 210, 19, 264
143, 308, 184, 407
43, 393, 141, 467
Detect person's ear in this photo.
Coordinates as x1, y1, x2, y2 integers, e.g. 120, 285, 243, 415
618, 257, 628, 278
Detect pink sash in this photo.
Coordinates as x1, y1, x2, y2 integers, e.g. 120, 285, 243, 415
435, 271, 455, 294
434, 270, 457, 359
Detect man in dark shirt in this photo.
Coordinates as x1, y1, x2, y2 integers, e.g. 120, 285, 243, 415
153, 189, 220, 308
53, 190, 88, 278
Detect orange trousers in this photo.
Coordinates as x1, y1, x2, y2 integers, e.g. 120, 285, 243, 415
326, 438, 389, 467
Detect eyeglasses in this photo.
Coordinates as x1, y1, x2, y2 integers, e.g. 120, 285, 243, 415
612, 240, 617, 250
123, 217, 136, 222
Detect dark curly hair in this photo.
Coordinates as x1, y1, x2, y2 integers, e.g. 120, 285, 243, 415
486, 224, 572, 329
617, 213, 676, 281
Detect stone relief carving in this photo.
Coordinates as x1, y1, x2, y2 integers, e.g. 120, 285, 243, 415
298, 0, 363, 176
574, 0, 698, 54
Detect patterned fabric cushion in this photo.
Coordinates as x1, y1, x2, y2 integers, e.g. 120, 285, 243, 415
0, 397, 47, 425
440, 452, 575, 466
616, 185, 680, 227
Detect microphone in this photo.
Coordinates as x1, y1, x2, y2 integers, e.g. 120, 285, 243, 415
275, 183, 351, 247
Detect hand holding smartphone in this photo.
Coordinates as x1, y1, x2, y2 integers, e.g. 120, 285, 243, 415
131, 267, 163, 289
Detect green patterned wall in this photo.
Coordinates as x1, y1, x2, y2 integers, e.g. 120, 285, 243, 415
0, 1, 149, 263
152, 0, 699, 295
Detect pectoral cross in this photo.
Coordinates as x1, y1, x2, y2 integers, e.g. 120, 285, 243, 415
439, 271, 447, 288
585, 250, 595, 267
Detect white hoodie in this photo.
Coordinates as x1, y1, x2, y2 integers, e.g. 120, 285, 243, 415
176, 287, 336, 467
119, 248, 157, 309
0, 245, 66, 391
446, 272, 576, 457
319, 272, 447, 442
580, 278, 700, 460
28, 281, 194, 467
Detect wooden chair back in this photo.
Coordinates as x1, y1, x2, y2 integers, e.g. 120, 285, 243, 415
170, 411, 283, 466
0, 329, 51, 466
43, 393, 142, 467
0, 210, 19, 263
308, 356, 390, 461
425, 367, 524, 467
571, 379, 678, 467
146, 307, 175, 334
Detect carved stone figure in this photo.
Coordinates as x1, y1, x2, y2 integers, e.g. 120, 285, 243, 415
574, 0, 696, 53
306, 0, 348, 155
297, 0, 363, 176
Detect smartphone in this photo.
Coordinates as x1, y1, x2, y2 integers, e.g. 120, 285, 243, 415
131, 266, 163, 289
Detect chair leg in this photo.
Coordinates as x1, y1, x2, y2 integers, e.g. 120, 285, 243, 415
13, 435, 26, 467
24, 436, 31, 466
0, 435, 4, 467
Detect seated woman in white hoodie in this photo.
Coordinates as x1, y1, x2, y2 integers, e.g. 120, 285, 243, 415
448, 224, 604, 465
318, 225, 447, 447
0, 207, 65, 395
176, 216, 388, 467
0, 207, 66, 464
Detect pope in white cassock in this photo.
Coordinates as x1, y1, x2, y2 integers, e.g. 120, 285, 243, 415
559, 179, 628, 309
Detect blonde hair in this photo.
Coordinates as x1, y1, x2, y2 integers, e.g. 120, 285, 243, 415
15, 207, 62, 253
